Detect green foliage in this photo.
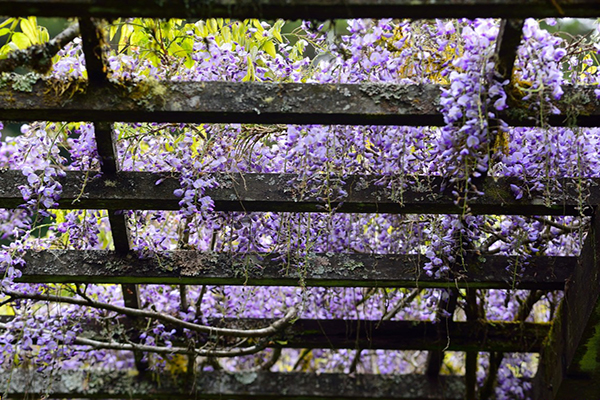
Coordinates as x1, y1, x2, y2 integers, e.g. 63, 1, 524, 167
108, 18, 300, 81
0, 17, 49, 58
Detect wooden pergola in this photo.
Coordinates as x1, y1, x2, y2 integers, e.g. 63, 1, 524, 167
0, 1, 599, 399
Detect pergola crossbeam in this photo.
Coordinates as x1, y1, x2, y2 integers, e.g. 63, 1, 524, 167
0, 171, 596, 215
0, 370, 465, 399
18, 250, 575, 289
0, 0, 596, 19
0, 80, 598, 127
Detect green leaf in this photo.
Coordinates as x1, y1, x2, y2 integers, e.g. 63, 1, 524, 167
38, 26, 49, 43
0, 44, 11, 58
118, 23, 133, 53
184, 55, 194, 69
0, 18, 15, 29
242, 57, 255, 82
168, 42, 185, 58
109, 24, 118, 41
180, 37, 194, 53
147, 52, 160, 67
262, 40, 276, 58
271, 20, 285, 43
208, 19, 218, 34
252, 19, 265, 32
20, 17, 39, 44
11, 32, 31, 49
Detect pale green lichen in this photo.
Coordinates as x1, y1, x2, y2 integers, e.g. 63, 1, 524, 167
0, 72, 40, 92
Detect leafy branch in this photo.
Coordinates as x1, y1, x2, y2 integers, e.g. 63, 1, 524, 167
0, 22, 79, 74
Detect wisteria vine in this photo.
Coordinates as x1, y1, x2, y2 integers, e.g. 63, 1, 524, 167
0, 16, 598, 399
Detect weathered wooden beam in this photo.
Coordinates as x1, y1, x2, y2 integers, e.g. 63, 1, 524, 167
532, 211, 600, 399
80, 19, 146, 370
495, 19, 524, 82
216, 319, 549, 352
0, 0, 596, 19
0, 171, 597, 216
464, 289, 480, 400
18, 250, 574, 290
0, 370, 466, 399
0, 80, 445, 126
0, 80, 598, 127
79, 18, 109, 86
0, 313, 548, 352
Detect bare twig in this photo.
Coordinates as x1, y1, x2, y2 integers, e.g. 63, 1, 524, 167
3, 289, 297, 339
478, 216, 584, 255
530, 216, 583, 233
382, 288, 421, 321
248, 347, 282, 372
0, 322, 268, 357
348, 349, 362, 374
195, 285, 207, 316
292, 348, 312, 371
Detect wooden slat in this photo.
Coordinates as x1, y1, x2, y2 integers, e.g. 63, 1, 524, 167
18, 250, 574, 290
0, 80, 598, 127
0, 370, 465, 399
0, 314, 548, 352
79, 17, 146, 371
79, 18, 108, 86
0, 80, 444, 126
213, 319, 549, 352
532, 212, 600, 399
494, 19, 524, 82
0, 171, 597, 216
0, 0, 596, 19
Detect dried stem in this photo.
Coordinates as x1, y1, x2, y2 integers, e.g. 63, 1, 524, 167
3, 289, 297, 338
0, 322, 268, 357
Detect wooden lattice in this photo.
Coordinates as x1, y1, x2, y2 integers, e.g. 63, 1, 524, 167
0, 1, 599, 399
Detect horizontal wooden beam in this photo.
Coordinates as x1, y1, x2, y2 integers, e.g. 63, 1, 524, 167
0, 0, 595, 19
0, 313, 548, 352
19, 250, 574, 290
219, 319, 548, 352
0, 80, 444, 126
0, 170, 597, 215
0, 80, 598, 127
0, 370, 465, 399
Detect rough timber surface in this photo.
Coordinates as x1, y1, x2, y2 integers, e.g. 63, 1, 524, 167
533, 212, 600, 399
215, 319, 548, 352
0, 370, 465, 399
0, 313, 547, 352
0, 80, 598, 127
0, 0, 596, 19
0, 80, 444, 126
18, 250, 575, 290
0, 170, 598, 216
